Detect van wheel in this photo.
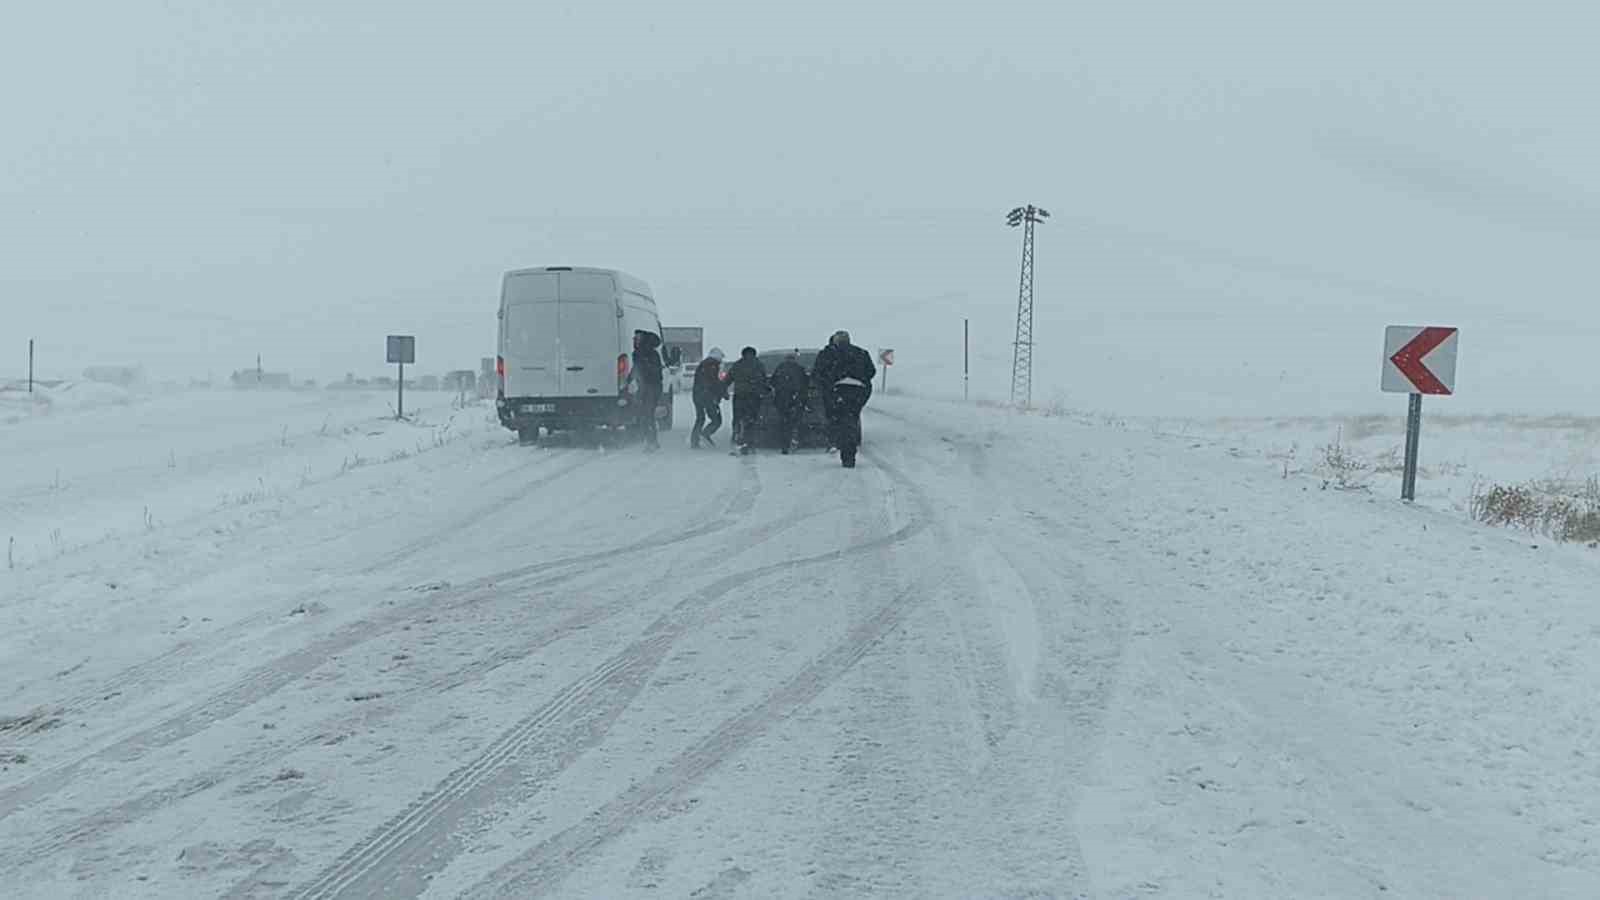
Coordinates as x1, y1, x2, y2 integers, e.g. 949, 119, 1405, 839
660, 401, 675, 432
517, 426, 538, 445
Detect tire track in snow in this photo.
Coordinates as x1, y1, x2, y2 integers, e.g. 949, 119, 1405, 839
464, 580, 930, 899
866, 404, 1121, 893
9, 477, 816, 875
2, 450, 588, 749
289, 516, 924, 899
0, 459, 758, 825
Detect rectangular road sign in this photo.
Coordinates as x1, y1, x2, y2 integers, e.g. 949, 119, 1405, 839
386, 335, 415, 365
1382, 326, 1457, 395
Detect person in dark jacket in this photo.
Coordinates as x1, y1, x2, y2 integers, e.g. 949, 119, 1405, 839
811, 330, 875, 468
628, 330, 664, 451
690, 347, 727, 449
723, 346, 768, 453
768, 351, 810, 455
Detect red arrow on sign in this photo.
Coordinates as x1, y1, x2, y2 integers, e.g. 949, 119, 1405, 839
1389, 327, 1456, 395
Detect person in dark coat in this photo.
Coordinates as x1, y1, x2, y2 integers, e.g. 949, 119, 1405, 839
723, 346, 768, 453
628, 330, 664, 451
811, 330, 875, 468
690, 347, 727, 449
768, 351, 810, 454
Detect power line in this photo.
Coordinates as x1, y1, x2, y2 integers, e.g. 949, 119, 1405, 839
1006, 204, 1049, 408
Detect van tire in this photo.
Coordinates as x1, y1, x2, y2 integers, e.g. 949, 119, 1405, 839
660, 397, 675, 432
517, 426, 538, 445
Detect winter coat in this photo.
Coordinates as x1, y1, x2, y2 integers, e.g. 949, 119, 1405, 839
812, 342, 876, 394
723, 356, 769, 397
631, 333, 664, 388
769, 359, 810, 409
692, 357, 727, 406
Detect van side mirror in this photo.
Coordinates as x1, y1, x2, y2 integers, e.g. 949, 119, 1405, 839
667, 347, 682, 366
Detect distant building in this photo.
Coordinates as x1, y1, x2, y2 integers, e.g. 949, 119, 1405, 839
83, 365, 143, 387
230, 369, 292, 389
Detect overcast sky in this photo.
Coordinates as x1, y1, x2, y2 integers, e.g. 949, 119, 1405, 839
5, 0, 1599, 414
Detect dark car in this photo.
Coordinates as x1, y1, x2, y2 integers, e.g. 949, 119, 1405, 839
750, 349, 828, 449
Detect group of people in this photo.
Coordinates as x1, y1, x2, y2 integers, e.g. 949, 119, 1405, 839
686, 330, 877, 468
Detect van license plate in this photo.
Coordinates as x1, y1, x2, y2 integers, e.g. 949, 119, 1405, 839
526, 403, 555, 413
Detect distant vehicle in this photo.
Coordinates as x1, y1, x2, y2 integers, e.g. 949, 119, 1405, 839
496, 266, 677, 443
747, 348, 829, 449
663, 326, 703, 368
674, 361, 703, 393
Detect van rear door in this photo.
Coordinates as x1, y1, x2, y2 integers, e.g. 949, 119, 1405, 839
557, 271, 621, 398
503, 272, 560, 398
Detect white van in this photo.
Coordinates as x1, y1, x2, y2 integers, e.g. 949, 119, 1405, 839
495, 266, 677, 442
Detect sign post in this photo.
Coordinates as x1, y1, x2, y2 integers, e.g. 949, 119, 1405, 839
28, 339, 34, 393
1381, 326, 1459, 502
387, 335, 415, 420
963, 318, 969, 401
878, 348, 895, 395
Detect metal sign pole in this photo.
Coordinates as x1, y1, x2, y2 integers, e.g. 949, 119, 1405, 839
963, 318, 969, 401
1401, 392, 1422, 501
28, 339, 34, 393
397, 361, 405, 421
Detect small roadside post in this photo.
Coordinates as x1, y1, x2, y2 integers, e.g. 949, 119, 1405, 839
878, 348, 895, 395
387, 335, 415, 420
28, 339, 34, 393
963, 318, 969, 401
1381, 326, 1459, 501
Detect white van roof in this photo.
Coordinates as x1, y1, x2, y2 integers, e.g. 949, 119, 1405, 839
501, 266, 652, 299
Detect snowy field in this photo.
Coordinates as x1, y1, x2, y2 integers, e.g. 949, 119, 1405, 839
1137, 410, 1600, 521
3, 388, 1599, 898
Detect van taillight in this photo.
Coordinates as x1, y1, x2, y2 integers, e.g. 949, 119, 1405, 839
617, 354, 630, 387
496, 356, 505, 383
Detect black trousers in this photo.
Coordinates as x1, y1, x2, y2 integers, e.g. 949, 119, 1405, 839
830, 384, 868, 457
732, 394, 761, 446
635, 383, 661, 447
692, 400, 722, 444
775, 399, 804, 448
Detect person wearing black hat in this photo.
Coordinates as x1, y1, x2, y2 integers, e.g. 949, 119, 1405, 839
628, 330, 665, 451
768, 351, 810, 455
811, 330, 875, 468
723, 346, 768, 454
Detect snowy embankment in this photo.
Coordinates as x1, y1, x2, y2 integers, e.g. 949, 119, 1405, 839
1, 391, 1597, 898
1140, 412, 1600, 540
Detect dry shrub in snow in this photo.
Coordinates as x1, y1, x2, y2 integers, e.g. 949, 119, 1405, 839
1470, 477, 1600, 545
1317, 430, 1371, 491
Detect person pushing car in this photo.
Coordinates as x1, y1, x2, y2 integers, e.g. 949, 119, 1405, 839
723, 346, 768, 455
690, 347, 727, 449
768, 351, 810, 455
811, 330, 875, 468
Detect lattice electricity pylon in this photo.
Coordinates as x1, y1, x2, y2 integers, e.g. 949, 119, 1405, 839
1006, 204, 1049, 408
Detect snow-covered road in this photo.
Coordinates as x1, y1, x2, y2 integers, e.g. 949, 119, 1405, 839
3, 390, 1598, 898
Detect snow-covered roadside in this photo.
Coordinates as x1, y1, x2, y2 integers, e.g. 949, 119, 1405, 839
872, 395, 1600, 897
2, 389, 490, 570
1131, 411, 1600, 520
1, 390, 513, 723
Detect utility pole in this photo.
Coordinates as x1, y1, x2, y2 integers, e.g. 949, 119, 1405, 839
1006, 204, 1049, 408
